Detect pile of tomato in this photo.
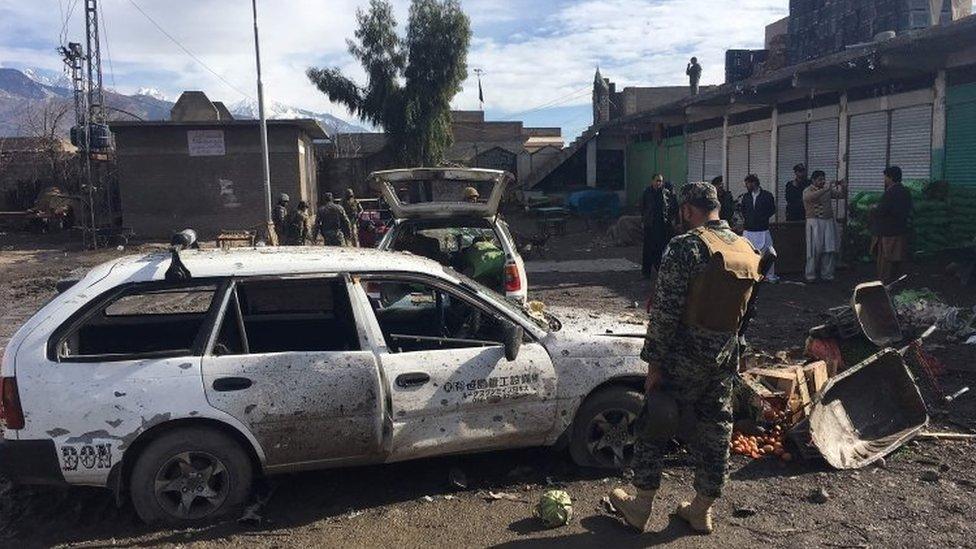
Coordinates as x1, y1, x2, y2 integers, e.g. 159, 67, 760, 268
730, 414, 793, 462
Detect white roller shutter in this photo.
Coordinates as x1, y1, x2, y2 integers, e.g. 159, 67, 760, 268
687, 140, 704, 182
889, 105, 932, 181
703, 138, 723, 183
808, 118, 839, 180
848, 111, 889, 193
727, 135, 749, 189
749, 131, 772, 189
776, 123, 806, 219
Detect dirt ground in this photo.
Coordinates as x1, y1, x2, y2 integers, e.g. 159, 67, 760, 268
1, 219, 975, 548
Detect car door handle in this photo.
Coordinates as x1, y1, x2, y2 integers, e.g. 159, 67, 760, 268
212, 377, 253, 392
396, 373, 430, 389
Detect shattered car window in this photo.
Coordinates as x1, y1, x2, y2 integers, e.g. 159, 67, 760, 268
444, 266, 551, 331
104, 286, 216, 316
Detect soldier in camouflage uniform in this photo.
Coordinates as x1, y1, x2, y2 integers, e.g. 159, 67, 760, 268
610, 182, 761, 535
272, 193, 291, 245
315, 192, 353, 247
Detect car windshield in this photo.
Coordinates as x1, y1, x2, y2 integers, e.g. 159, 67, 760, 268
443, 265, 551, 331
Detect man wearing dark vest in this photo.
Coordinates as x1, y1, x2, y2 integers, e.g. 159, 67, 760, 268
610, 182, 762, 535
640, 173, 678, 277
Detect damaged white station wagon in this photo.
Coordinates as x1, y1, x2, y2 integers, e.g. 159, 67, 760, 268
0, 243, 647, 525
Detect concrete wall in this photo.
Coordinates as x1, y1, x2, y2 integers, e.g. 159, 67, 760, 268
620, 87, 692, 116
113, 124, 312, 238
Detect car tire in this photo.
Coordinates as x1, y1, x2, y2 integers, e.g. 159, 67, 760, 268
129, 427, 253, 526
569, 385, 643, 469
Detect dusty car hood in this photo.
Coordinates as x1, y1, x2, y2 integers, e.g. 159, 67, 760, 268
369, 168, 513, 219
542, 306, 646, 359
548, 306, 647, 337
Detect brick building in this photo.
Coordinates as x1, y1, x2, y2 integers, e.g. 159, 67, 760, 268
110, 91, 326, 238
317, 111, 563, 197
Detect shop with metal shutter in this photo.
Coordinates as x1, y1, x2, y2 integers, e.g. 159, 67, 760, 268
749, 130, 772, 189
686, 126, 722, 184
727, 134, 749, 188
776, 123, 806, 220
703, 137, 723, 182
945, 82, 976, 187
686, 139, 704, 182
847, 90, 934, 193
889, 105, 933, 181
726, 119, 772, 194
808, 118, 839, 181
847, 111, 889, 194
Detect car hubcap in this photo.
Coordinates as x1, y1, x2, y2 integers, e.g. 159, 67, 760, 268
153, 451, 229, 520
587, 409, 637, 467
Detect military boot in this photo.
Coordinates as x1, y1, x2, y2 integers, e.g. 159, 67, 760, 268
609, 487, 656, 532
676, 494, 716, 533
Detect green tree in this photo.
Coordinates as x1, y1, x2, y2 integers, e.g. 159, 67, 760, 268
308, 0, 471, 166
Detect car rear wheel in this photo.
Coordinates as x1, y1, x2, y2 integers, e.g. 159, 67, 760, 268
569, 386, 643, 469
130, 427, 253, 526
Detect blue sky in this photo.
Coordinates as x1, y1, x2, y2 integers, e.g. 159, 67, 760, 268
0, 0, 788, 139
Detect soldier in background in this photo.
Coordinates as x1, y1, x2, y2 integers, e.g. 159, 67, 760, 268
316, 192, 353, 247
342, 188, 364, 247
272, 193, 290, 245
610, 182, 761, 535
292, 200, 315, 246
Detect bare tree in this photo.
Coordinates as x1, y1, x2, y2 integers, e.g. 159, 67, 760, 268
19, 100, 78, 187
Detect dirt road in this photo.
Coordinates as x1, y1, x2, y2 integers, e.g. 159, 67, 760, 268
1, 228, 974, 548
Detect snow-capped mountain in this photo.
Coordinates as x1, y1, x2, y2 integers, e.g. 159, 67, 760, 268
1, 66, 366, 137
21, 67, 70, 89
135, 87, 168, 101
229, 98, 365, 134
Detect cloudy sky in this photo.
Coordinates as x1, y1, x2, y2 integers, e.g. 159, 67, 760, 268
0, 0, 787, 138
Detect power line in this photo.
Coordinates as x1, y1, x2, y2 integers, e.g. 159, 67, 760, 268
59, 0, 81, 45
126, 0, 254, 100
99, 3, 116, 89
496, 87, 591, 122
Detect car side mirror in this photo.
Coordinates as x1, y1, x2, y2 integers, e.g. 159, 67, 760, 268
503, 321, 523, 361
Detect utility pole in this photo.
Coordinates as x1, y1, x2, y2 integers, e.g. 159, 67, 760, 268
251, 0, 276, 245
61, 0, 110, 249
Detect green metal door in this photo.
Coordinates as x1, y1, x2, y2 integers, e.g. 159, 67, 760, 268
945, 83, 976, 188
626, 141, 657, 206
663, 136, 686, 186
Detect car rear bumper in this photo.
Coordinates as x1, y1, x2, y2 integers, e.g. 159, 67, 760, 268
0, 439, 66, 485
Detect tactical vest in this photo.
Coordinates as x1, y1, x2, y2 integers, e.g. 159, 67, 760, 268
682, 227, 762, 333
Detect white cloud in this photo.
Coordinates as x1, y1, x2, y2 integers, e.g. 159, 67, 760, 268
1, 0, 787, 136
456, 0, 786, 115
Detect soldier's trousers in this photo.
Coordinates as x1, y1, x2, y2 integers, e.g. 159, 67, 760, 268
322, 231, 347, 247
631, 363, 735, 499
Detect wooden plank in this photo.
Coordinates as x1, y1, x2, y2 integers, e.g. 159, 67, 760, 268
794, 367, 811, 411
802, 361, 830, 396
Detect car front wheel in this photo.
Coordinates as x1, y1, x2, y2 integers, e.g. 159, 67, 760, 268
129, 427, 253, 526
569, 386, 643, 469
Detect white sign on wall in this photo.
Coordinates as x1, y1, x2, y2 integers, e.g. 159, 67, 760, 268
187, 130, 226, 156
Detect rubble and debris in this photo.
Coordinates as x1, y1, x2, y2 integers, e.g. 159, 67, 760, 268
448, 467, 468, 490
809, 487, 830, 504
604, 215, 643, 247
733, 506, 759, 517
919, 470, 941, 482
808, 349, 928, 470
485, 491, 523, 502
918, 431, 976, 440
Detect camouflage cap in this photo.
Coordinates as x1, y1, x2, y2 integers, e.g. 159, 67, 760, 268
678, 181, 720, 210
